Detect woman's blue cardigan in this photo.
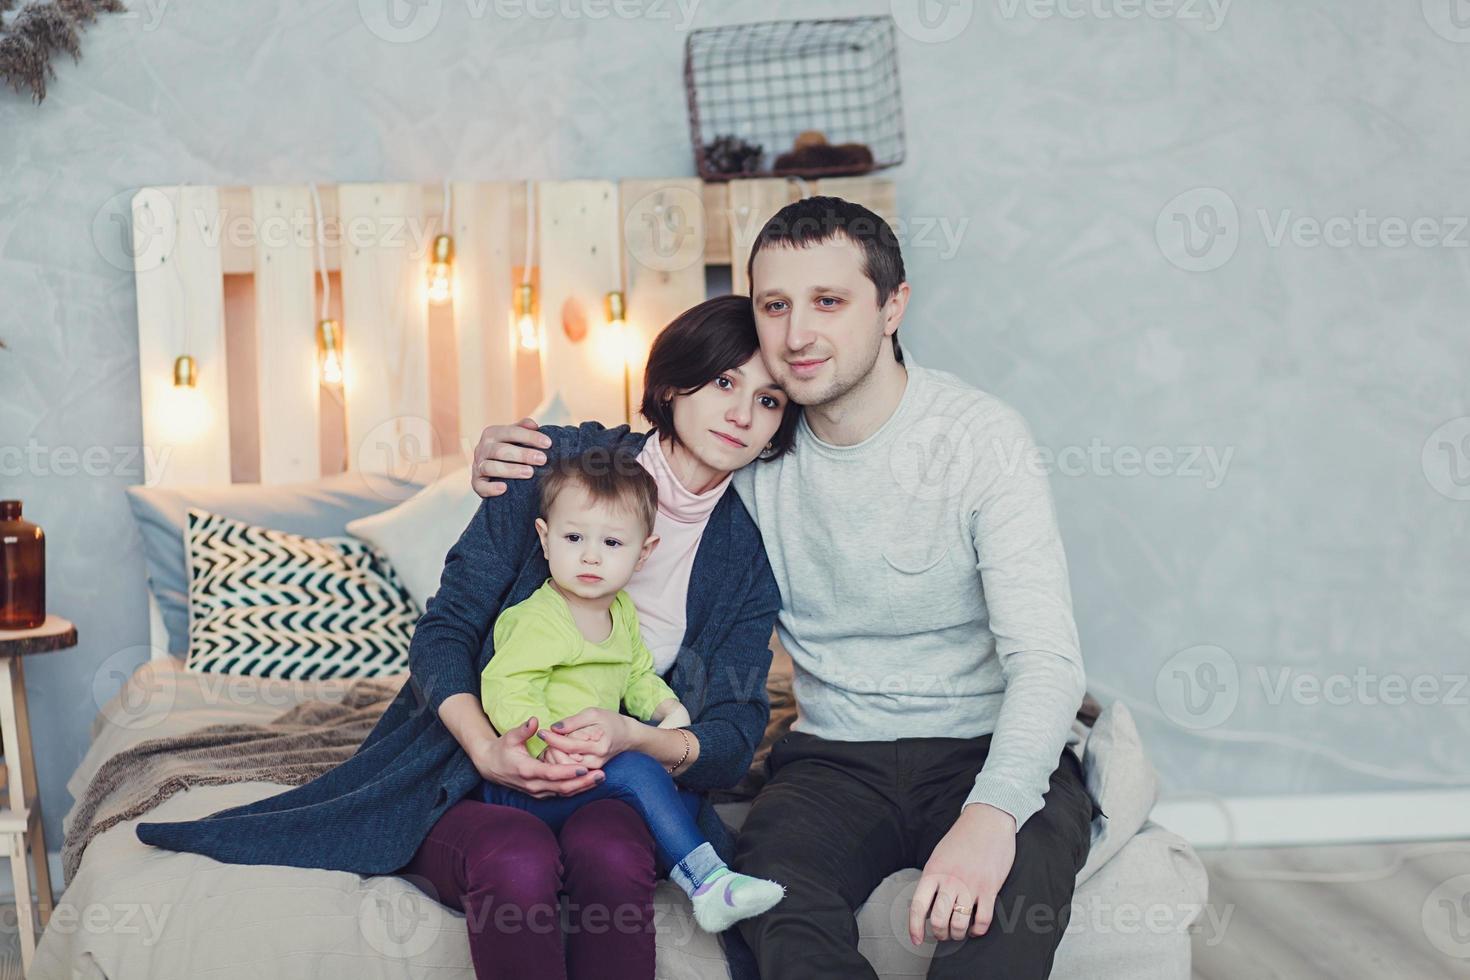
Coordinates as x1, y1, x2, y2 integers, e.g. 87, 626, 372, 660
136, 423, 778, 975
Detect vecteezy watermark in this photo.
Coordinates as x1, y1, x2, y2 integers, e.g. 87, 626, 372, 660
359, 876, 677, 957
1155, 644, 1470, 731
354, 416, 450, 502
883, 877, 1230, 949
1256, 209, 1470, 250
996, 437, 1235, 489
1422, 417, 1470, 501
1256, 667, 1469, 709
891, 0, 976, 44
622, 185, 707, 274
1422, 0, 1470, 44
0, 440, 172, 481
727, 201, 969, 265
1156, 187, 1240, 272
993, 0, 1231, 32
886, 410, 1235, 507
1156, 644, 1240, 730
97, 188, 442, 275
89, 644, 367, 732
357, 0, 701, 44
1157, 187, 1470, 271
115, 0, 170, 31
1422, 873, 1470, 959
24, 900, 173, 945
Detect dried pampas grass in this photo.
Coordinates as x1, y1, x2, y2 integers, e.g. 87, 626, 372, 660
0, 0, 125, 104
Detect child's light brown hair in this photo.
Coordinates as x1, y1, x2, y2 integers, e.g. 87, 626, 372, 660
538, 447, 658, 535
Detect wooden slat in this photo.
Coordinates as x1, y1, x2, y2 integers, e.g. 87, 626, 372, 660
337, 183, 435, 477
452, 181, 520, 453
814, 176, 899, 228
727, 178, 802, 295
537, 180, 626, 425
620, 179, 708, 418
251, 186, 321, 483
134, 185, 231, 487
702, 182, 732, 264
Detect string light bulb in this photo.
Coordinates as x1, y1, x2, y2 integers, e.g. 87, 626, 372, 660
604, 290, 627, 356
604, 290, 631, 422
172, 354, 197, 388
317, 318, 344, 386
428, 179, 455, 305
515, 282, 539, 351
427, 233, 454, 305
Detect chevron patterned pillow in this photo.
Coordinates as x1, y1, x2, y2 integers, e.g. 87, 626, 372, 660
183, 508, 418, 678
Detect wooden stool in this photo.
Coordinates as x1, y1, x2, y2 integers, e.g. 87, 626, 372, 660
0, 615, 72, 973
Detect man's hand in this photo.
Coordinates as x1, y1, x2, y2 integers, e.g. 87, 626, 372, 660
471, 417, 549, 497
908, 802, 1018, 945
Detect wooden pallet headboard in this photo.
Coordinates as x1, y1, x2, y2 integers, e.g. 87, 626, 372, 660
132, 176, 896, 493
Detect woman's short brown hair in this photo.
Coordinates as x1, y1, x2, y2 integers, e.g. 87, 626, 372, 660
638, 294, 800, 460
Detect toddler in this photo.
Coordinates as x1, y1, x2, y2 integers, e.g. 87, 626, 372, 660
479, 450, 785, 933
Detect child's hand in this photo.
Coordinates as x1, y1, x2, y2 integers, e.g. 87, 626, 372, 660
544, 745, 588, 767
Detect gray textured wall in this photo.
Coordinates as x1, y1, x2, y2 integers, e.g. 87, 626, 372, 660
2, 0, 1468, 857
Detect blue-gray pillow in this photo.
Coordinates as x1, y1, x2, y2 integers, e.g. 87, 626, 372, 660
126, 465, 444, 655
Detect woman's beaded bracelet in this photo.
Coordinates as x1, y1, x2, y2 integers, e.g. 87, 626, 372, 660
667, 727, 692, 775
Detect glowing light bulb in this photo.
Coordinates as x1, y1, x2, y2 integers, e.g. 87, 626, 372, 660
427, 234, 454, 305
317, 318, 344, 386
514, 282, 539, 351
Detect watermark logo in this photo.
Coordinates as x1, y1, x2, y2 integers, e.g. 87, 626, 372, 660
1155, 644, 1239, 730
889, 410, 982, 504
623, 186, 706, 273
360, 0, 444, 43
994, 0, 1231, 32
1156, 187, 1239, 272
1257, 209, 1468, 249
354, 416, 447, 502
359, 877, 443, 958
1422, 417, 1470, 501
96, 187, 176, 274
92, 645, 178, 732
1422, 0, 1470, 43
891, 0, 976, 44
1422, 873, 1470, 959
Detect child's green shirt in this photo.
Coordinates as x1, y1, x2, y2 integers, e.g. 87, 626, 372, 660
480, 578, 680, 758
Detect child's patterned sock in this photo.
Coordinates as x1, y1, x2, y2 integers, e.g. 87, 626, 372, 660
686, 865, 786, 933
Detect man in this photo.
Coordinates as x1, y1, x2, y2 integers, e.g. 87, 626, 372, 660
471, 196, 1096, 979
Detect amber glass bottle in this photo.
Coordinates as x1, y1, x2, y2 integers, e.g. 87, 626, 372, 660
0, 500, 45, 630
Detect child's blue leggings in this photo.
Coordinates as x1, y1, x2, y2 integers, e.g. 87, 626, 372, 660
480, 750, 706, 869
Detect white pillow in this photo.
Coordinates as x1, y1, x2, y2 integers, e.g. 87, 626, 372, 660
346, 464, 482, 611
1075, 701, 1160, 886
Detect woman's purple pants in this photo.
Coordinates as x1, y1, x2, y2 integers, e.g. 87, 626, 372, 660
394, 797, 658, 980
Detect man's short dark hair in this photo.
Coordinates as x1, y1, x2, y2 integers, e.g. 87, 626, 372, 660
745, 195, 907, 363
539, 448, 658, 536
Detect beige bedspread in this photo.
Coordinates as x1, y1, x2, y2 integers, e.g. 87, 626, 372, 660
60, 670, 401, 883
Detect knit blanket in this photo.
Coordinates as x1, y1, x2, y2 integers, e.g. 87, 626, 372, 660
61, 674, 401, 883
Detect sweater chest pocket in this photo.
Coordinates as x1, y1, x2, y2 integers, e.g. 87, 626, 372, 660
880, 542, 978, 630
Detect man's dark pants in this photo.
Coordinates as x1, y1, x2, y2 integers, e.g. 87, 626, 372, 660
734, 730, 1097, 979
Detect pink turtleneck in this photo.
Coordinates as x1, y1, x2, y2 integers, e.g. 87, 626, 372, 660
623, 434, 733, 674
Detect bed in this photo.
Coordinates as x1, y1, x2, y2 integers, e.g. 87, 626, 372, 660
35, 654, 1205, 980
33, 178, 1207, 977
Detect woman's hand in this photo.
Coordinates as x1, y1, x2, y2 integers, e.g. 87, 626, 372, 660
471, 417, 549, 497
469, 716, 606, 799
538, 707, 643, 770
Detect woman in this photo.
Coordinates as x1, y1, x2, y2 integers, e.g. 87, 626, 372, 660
136, 294, 797, 980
